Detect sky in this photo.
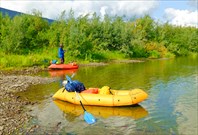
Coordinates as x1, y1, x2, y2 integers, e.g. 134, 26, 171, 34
0, 0, 198, 27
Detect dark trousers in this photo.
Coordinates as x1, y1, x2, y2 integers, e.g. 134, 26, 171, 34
60, 57, 64, 64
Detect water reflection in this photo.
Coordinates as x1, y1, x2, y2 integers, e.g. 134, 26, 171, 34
138, 74, 198, 134
53, 100, 148, 120
48, 69, 78, 77
48, 69, 78, 88
20, 56, 197, 134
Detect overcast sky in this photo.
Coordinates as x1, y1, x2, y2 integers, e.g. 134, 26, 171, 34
1, 0, 197, 27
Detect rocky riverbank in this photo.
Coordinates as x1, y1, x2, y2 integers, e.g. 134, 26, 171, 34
0, 73, 57, 134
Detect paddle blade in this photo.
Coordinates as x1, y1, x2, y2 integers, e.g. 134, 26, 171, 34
84, 111, 96, 124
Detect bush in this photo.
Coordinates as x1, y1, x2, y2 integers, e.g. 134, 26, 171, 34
164, 52, 175, 58
148, 50, 160, 58
145, 42, 167, 58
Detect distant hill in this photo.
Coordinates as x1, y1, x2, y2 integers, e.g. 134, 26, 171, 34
0, 7, 54, 23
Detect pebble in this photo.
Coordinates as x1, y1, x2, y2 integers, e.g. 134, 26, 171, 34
0, 73, 57, 134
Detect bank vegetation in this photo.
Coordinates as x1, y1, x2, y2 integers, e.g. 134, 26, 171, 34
0, 10, 197, 69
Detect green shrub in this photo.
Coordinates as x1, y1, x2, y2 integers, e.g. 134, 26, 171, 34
164, 52, 175, 58
148, 50, 160, 58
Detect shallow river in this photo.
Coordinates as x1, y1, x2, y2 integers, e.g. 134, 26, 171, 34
18, 56, 197, 135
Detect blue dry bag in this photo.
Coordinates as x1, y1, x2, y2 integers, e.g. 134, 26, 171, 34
65, 76, 85, 93
52, 60, 57, 64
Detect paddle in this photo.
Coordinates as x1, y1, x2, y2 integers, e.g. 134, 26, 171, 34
75, 91, 96, 124
66, 75, 96, 124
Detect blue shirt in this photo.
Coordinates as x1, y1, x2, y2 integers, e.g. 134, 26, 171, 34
58, 47, 64, 58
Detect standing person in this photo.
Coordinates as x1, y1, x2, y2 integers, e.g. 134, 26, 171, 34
58, 44, 65, 64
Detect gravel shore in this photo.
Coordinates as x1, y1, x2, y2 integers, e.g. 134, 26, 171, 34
0, 72, 57, 134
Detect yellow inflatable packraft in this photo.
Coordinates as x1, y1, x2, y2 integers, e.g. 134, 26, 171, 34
53, 86, 148, 107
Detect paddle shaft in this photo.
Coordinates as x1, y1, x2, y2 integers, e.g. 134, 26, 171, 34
79, 100, 86, 111
63, 89, 86, 111
75, 91, 86, 110
66, 75, 96, 124
66, 74, 86, 111
75, 91, 96, 124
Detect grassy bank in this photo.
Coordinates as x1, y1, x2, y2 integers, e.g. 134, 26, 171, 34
1, 49, 196, 70
0, 49, 127, 70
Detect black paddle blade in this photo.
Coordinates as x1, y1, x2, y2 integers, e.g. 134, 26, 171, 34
84, 111, 96, 124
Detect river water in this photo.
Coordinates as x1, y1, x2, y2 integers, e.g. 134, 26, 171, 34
18, 56, 198, 135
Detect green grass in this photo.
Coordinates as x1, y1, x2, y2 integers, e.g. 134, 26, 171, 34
92, 50, 127, 61
0, 51, 53, 69
1, 48, 195, 70
0, 49, 127, 70
0, 47, 88, 69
